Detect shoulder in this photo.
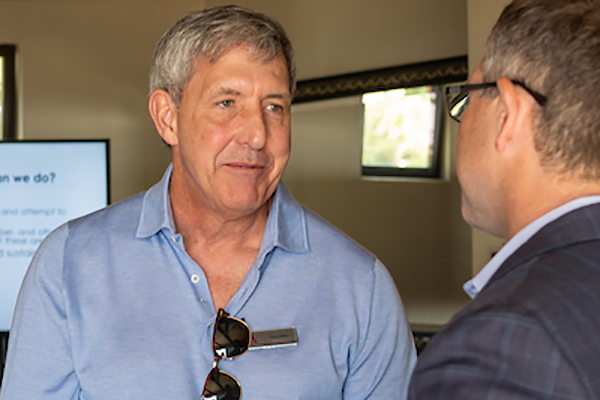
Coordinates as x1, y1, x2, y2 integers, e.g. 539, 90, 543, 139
28, 193, 143, 260
25, 193, 145, 275
452, 239, 600, 349
270, 183, 376, 269
301, 206, 377, 268
291, 206, 404, 323
68, 192, 144, 232
410, 297, 588, 399
410, 237, 600, 399
476, 211, 600, 324
62, 192, 146, 247
491, 236, 600, 327
268, 199, 402, 321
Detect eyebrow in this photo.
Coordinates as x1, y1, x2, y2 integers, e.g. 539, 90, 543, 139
214, 87, 242, 96
264, 93, 291, 102
214, 87, 290, 102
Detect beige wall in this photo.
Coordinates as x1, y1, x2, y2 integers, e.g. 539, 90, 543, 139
1, 0, 473, 325
207, 0, 468, 81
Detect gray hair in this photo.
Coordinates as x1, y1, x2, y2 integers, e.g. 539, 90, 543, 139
482, 0, 600, 179
149, 5, 296, 107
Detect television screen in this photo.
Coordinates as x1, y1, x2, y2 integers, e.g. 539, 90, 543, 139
0, 140, 109, 332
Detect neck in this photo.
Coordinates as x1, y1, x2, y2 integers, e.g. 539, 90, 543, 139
173, 197, 269, 249
168, 172, 271, 251
505, 173, 600, 239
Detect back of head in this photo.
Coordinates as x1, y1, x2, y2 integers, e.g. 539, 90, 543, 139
149, 5, 296, 107
482, 0, 600, 180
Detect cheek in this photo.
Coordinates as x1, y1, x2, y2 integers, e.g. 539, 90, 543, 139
190, 119, 234, 154
273, 134, 291, 163
455, 130, 469, 171
268, 123, 291, 158
455, 115, 483, 167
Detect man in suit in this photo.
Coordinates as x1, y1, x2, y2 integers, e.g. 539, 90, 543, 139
409, 0, 600, 398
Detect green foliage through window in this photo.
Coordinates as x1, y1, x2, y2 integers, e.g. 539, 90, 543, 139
362, 86, 438, 172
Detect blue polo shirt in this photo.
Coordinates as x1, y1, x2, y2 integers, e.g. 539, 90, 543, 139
1, 165, 416, 399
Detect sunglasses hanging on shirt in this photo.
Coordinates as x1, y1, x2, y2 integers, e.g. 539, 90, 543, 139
202, 309, 251, 400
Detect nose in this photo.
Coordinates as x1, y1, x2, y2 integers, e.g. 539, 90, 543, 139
237, 105, 267, 150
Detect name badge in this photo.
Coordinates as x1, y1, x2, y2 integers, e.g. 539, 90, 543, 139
249, 327, 298, 350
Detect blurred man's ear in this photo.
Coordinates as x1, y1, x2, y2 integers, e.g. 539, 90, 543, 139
494, 77, 534, 155
149, 89, 179, 147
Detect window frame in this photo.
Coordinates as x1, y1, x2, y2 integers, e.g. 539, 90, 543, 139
0, 45, 17, 140
360, 85, 445, 179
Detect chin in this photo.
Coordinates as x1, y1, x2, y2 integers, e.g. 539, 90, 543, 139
219, 179, 278, 212
462, 204, 484, 231
460, 197, 474, 226
462, 204, 486, 232
221, 194, 266, 215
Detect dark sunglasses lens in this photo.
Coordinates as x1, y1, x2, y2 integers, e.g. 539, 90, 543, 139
214, 316, 250, 359
203, 368, 241, 400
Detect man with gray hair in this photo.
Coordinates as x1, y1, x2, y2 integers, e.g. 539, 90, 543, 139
0, 6, 416, 399
409, 0, 600, 398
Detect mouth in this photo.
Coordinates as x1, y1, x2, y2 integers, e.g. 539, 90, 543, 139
224, 162, 266, 171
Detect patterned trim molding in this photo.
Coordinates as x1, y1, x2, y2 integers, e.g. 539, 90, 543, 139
294, 55, 468, 103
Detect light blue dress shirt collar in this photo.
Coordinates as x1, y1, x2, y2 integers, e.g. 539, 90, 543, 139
134, 163, 309, 257
463, 195, 600, 299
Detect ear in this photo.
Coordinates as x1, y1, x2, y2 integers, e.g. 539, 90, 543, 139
494, 77, 535, 154
148, 89, 179, 146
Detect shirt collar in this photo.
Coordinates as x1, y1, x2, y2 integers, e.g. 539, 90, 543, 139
135, 165, 309, 255
463, 195, 600, 299
260, 182, 309, 256
136, 164, 176, 239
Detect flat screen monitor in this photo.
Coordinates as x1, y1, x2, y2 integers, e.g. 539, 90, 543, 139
0, 140, 110, 332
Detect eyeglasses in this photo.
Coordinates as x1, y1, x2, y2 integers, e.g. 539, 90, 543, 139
445, 80, 547, 123
202, 309, 252, 400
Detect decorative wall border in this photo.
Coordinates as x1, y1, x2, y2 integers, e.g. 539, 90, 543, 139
294, 55, 468, 103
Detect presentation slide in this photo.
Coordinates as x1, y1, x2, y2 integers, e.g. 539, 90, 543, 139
0, 141, 109, 331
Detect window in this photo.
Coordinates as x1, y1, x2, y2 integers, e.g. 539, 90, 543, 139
0, 45, 17, 140
361, 85, 443, 178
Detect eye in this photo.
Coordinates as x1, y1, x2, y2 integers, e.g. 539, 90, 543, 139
217, 99, 234, 108
266, 103, 284, 113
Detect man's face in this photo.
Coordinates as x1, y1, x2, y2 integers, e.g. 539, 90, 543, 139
456, 61, 503, 234
168, 46, 291, 219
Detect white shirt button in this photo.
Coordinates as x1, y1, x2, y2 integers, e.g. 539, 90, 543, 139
190, 274, 200, 284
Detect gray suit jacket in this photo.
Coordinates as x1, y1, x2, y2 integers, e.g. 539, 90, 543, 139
409, 203, 600, 399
